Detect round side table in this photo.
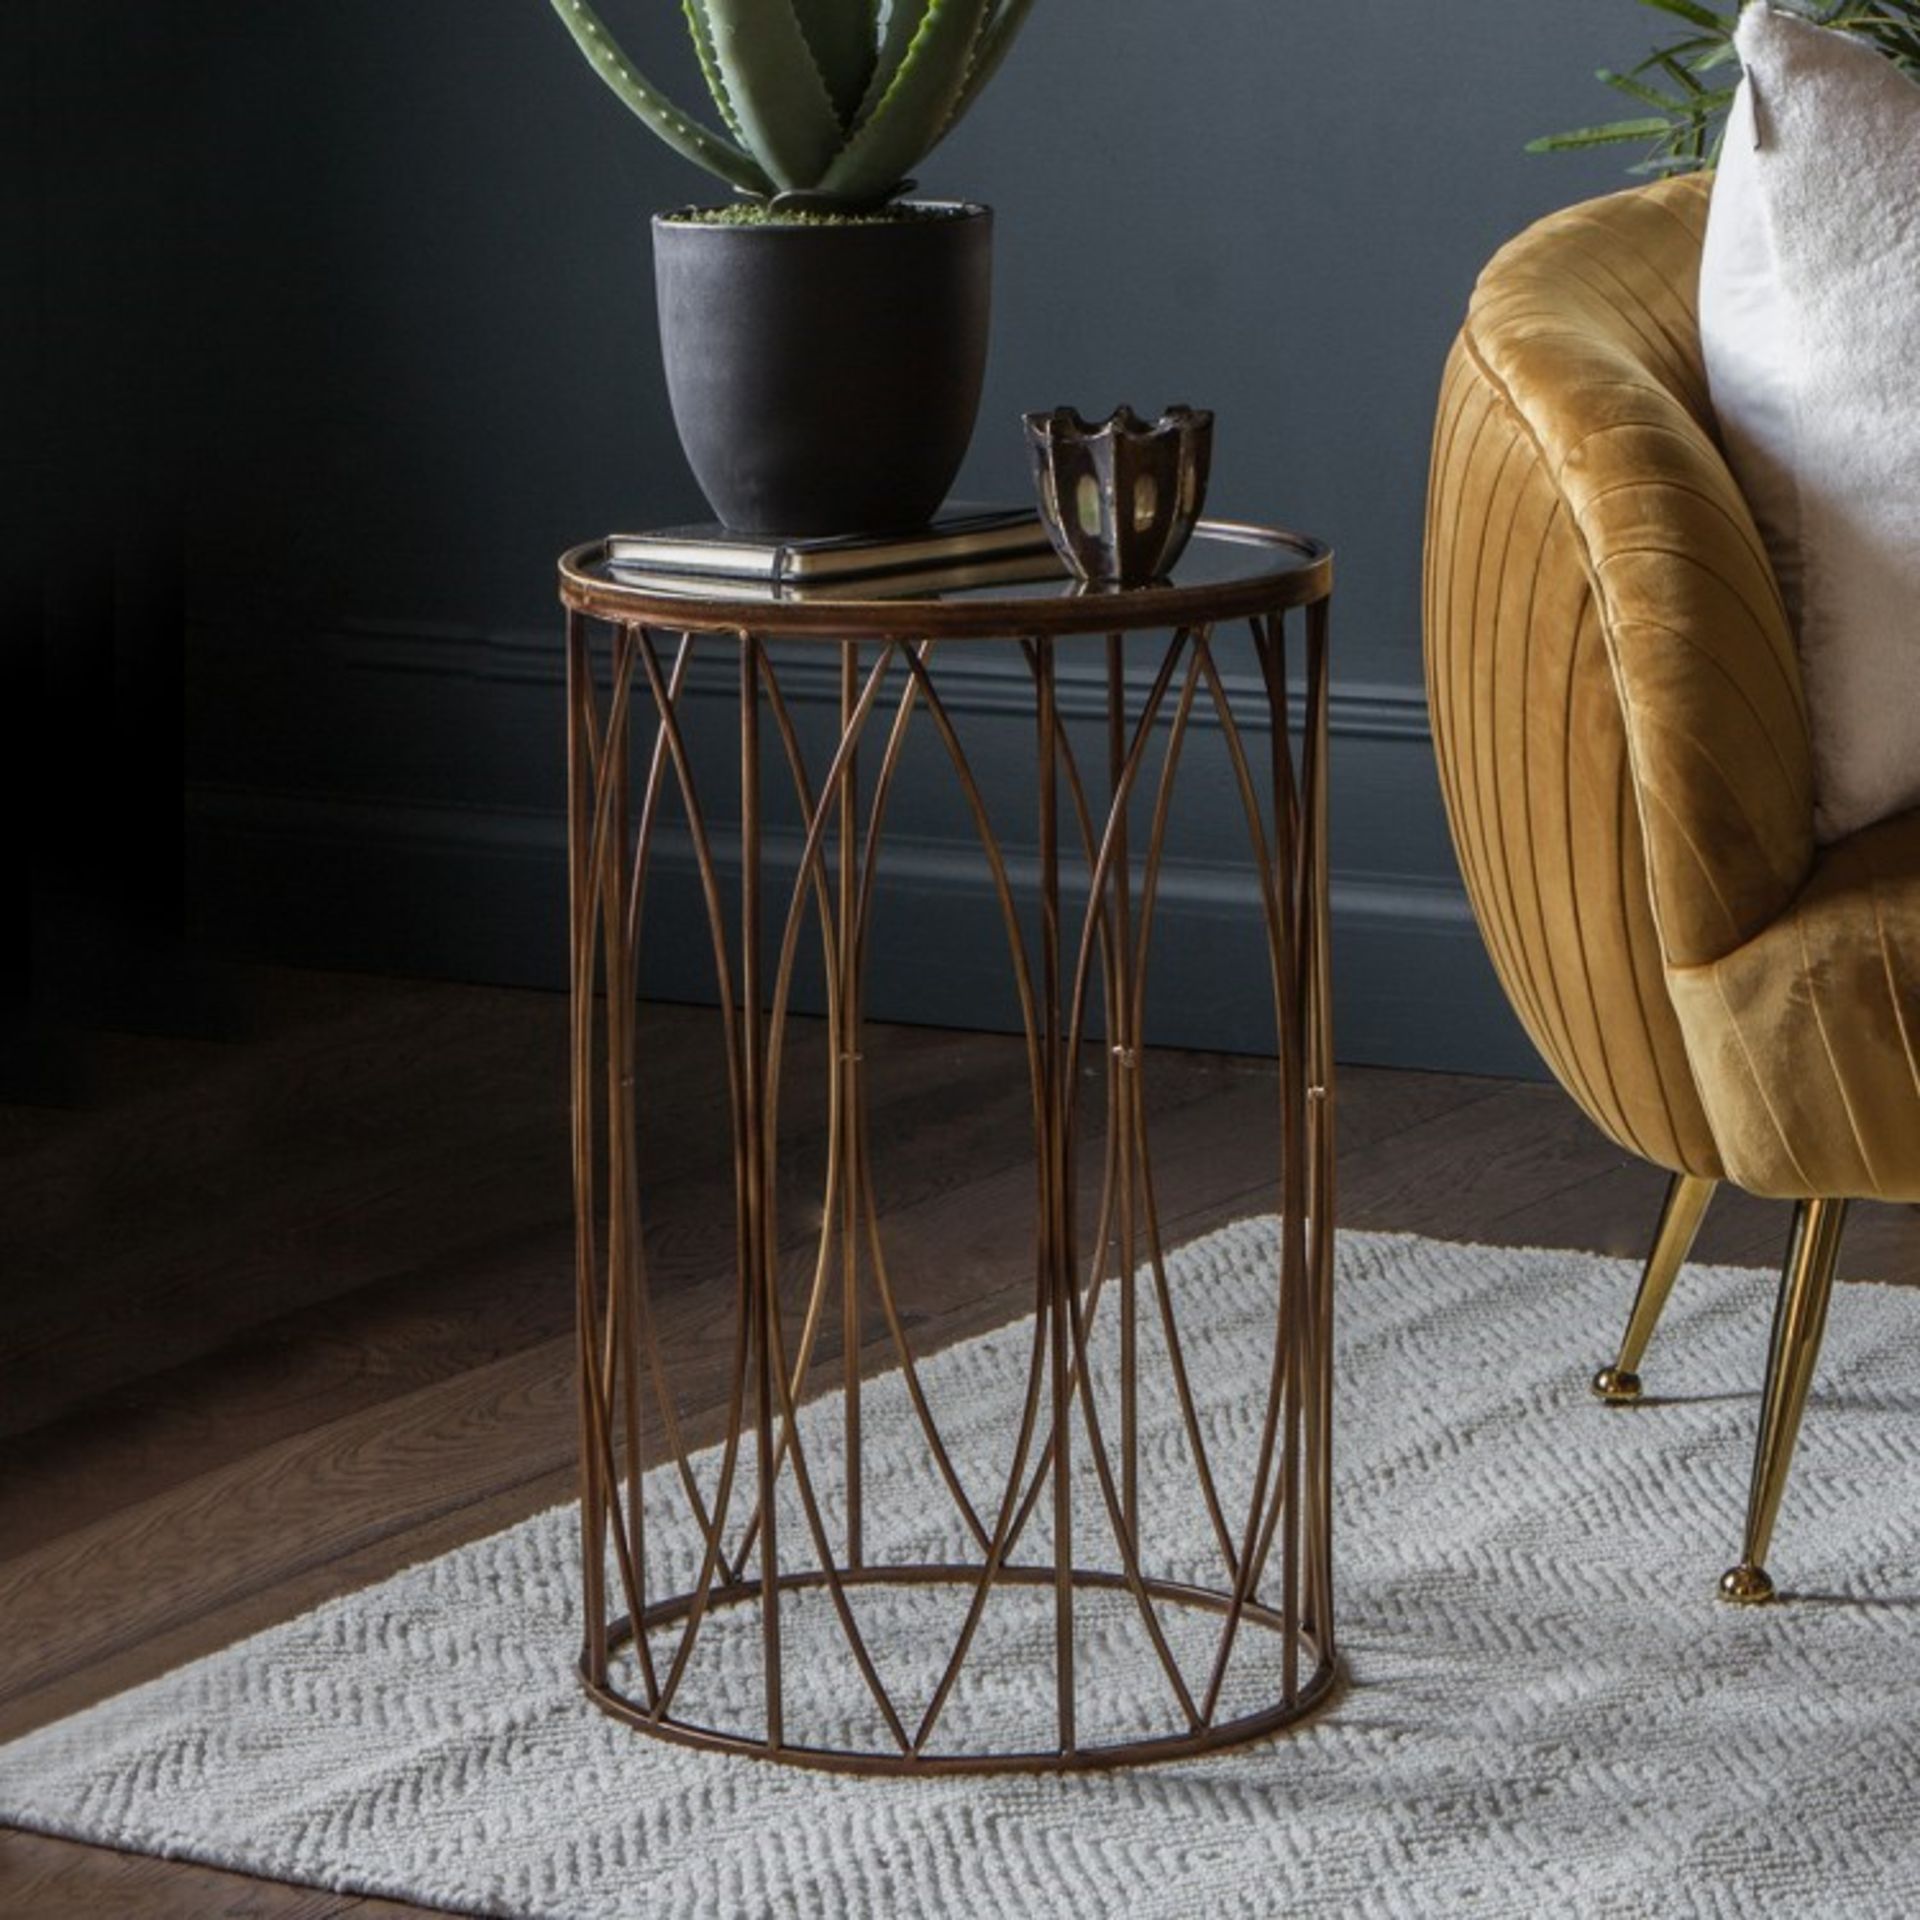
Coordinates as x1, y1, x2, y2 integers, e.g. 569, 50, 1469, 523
558, 521, 1336, 1774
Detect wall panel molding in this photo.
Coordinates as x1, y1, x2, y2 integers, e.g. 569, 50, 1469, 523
313, 615, 1435, 744
188, 613, 1538, 1075
188, 777, 1537, 1079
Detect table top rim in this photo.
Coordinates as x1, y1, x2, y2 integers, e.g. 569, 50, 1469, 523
556, 518, 1333, 638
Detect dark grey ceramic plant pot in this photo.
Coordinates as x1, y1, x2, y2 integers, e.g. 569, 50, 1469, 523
652, 202, 992, 538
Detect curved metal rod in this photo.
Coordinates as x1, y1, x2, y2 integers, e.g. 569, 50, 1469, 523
1016, 639, 1121, 1310
571, 627, 656, 1657
1302, 602, 1337, 1652
852, 1100, 999, 1568
772, 641, 1002, 1559
755, 898, 919, 1757
850, 649, 925, 986
1057, 1197, 1202, 1727
724, 646, 851, 1579
725, 645, 848, 1543
610, 634, 744, 1588
832, 648, 868, 1569
633, 629, 760, 1718
860, 645, 1046, 1097
908, 1239, 1053, 1753
1261, 603, 1325, 1671
1025, 636, 1150, 1543
993, 634, 1241, 1587
758, 641, 995, 1559
995, 630, 1191, 1557
1247, 607, 1303, 1682
744, 640, 1041, 1582
1236, 605, 1333, 1683
1192, 633, 1286, 969
717, 655, 913, 1740
1111, 633, 1245, 1587
1102, 632, 1142, 1542
762, 645, 897, 1152
601, 633, 742, 1592
1034, 636, 1075, 1751
978, 633, 1221, 1729
1188, 629, 1307, 1719
1058, 634, 1198, 1211
568, 612, 612, 1686
607, 629, 699, 1709
760, 1233, 915, 1753
586, 624, 661, 1705
897, 642, 1069, 1755
1249, 614, 1299, 857
846, 644, 1058, 1554
1026, 629, 1213, 1731
623, 634, 695, 953
917, 631, 1204, 1748
1243, 602, 1321, 1697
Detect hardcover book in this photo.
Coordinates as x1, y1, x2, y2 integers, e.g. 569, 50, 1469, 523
603, 547, 1067, 603
604, 504, 1049, 584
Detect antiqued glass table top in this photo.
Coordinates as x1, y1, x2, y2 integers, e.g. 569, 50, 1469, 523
559, 520, 1332, 640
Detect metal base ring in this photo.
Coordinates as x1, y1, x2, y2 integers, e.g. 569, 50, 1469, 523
584, 1561, 1340, 1775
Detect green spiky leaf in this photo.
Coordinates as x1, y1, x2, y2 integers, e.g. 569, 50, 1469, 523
545, 0, 770, 194
541, 0, 771, 192
549, 0, 1041, 207
945, 0, 1036, 130
1634, 0, 1733, 30
1534, 0, 1920, 175
682, 0, 746, 140
819, 0, 992, 205
1526, 117, 1682, 153
790, 0, 881, 123
852, 0, 930, 129
703, 0, 847, 189
1595, 65, 1690, 111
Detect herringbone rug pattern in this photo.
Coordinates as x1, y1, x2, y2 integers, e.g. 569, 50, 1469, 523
5, 1223, 1920, 1916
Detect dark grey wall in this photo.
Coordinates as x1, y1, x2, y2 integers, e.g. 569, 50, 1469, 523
13, 8, 204, 1096
34, 3, 1653, 1075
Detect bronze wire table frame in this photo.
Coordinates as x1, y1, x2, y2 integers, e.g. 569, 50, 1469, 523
558, 520, 1337, 1775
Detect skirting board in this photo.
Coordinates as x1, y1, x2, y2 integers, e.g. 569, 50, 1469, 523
187, 784, 1541, 1079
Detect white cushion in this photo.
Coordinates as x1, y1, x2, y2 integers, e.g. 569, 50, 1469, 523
1699, 4, 1920, 844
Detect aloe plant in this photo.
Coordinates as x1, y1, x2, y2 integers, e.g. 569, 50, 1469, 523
1532, 0, 1920, 174
547, 0, 1036, 211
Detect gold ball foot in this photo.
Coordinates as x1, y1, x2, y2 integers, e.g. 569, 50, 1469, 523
1591, 1366, 1642, 1406
1718, 1563, 1775, 1606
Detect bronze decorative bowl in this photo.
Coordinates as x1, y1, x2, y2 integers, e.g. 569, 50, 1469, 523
1024, 405, 1214, 586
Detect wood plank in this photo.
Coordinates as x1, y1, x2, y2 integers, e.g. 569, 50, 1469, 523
0, 1021, 1258, 1559
0, 1826, 448, 1918
0, 1445, 585, 1760
0, 992, 712, 1440
0, 1339, 579, 1736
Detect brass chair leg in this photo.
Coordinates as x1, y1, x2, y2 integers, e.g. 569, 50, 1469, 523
1719, 1198, 1850, 1606
1592, 1173, 1717, 1405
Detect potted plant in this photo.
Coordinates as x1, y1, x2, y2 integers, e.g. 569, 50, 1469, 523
1531, 0, 1920, 172
547, 0, 1037, 537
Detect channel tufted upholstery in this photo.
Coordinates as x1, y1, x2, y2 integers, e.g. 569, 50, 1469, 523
1425, 173, 1920, 1204
1669, 807, 1920, 1200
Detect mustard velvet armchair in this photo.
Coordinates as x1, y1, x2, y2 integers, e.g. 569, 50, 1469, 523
1425, 173, 1920, 1604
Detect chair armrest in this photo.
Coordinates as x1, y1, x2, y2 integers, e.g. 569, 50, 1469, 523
1464, 176, 1813, 969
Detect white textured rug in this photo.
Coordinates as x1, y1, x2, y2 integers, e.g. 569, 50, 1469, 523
7, 1223, 1920, 1917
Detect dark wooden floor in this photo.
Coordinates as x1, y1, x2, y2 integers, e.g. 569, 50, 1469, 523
5, 967, 1919, 1917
